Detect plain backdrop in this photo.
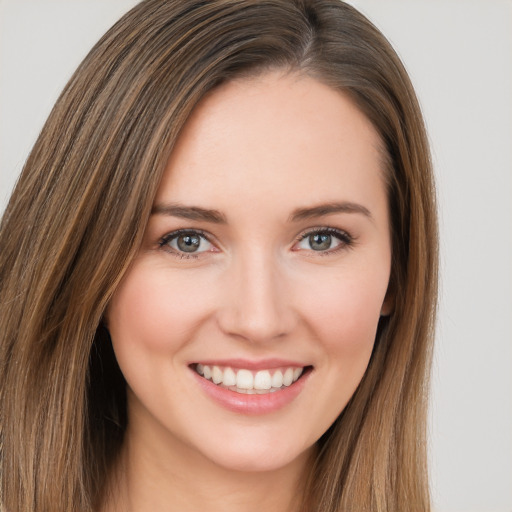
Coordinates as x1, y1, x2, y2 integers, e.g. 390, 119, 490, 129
0, 1, 511, 511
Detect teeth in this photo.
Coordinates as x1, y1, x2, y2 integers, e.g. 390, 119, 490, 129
223, 367, 236, 386
236, 369, 254, 390
283, 368, 294, 386
271, 371, 283, 388
254, 370, 272, 390
212, 366, 223, 384
195, 364, 305, 393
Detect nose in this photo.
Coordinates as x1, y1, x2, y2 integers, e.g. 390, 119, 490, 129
216, 249, 296, 343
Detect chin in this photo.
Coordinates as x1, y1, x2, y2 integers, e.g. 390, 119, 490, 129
208, 447, 311, 474
192, 428, 314, 474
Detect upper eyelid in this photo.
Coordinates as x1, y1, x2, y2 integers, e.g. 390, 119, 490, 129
157, 226, 354, 251
159, 226, 351, 238
158, 229, 217, 259
160, 228, 212, 242
293, 227, 356, 255
296, 226, 353, 240
159, 229, 215, 250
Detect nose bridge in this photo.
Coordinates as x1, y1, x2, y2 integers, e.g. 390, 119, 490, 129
218, 246, 293, 343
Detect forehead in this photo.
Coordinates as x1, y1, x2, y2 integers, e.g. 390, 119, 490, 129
156, 71, 387, 218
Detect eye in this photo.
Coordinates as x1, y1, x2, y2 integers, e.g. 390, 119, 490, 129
159, 230, 215, 257
295, 228, 353, 253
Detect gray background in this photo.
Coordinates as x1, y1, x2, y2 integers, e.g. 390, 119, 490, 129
1, 1, 511, 511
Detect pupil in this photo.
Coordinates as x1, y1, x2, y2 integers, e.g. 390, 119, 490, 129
177, 234, 200, 252
310, 233, 331, 251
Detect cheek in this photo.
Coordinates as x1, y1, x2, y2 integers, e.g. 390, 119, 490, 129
299, 269, 388, 362
107, 265, 212, 356
288, 269, 389, 436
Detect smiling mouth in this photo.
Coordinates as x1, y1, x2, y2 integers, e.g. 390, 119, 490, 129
193, 363, 308, 394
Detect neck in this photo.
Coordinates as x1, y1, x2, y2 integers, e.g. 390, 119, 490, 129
101, 420, 314, 512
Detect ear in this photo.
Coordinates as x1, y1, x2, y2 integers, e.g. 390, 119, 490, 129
101, 310, 110, 328
380, 296, 394, 316
380, 283, 395, 317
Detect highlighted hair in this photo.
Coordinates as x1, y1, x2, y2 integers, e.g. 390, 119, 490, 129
0, 1, 437, 510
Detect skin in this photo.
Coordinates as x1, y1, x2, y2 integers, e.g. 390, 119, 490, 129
105, 71, 392, 512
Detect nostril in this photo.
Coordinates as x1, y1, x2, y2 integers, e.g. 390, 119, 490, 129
216, 306, 295, 344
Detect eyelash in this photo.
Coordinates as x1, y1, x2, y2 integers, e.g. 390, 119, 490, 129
159, 229, 214, 259
158, 226, 355, 259
295, 227, 355, 255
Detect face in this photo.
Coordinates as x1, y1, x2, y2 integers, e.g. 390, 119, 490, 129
107, 71, 392, 474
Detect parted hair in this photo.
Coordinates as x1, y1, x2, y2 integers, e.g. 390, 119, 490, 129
0, 1, 438, 511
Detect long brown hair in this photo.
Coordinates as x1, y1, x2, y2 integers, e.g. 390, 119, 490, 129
0, 1, 438, 510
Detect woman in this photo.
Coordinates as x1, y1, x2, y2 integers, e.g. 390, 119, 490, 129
0, 0, 438, 511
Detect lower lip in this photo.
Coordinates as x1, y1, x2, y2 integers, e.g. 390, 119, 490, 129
191, 368, 311, 415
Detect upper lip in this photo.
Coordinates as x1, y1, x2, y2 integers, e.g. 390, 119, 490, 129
189, 358, 308, 371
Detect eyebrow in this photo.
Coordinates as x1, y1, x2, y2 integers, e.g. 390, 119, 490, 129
151, 203, 227, 223
151, 201, 372, 224
289, 202, 373, 222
